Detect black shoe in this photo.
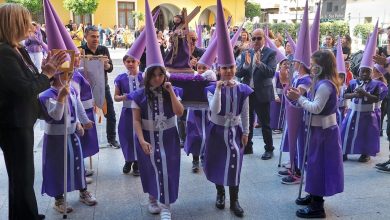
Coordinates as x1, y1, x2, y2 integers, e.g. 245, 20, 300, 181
230, 201, 244, 217
296, 205, 326, 218
243, 145, 253, 155
215, 193, 225, 209
358, 154, 370, 163
132, 162, 140, 176
192, 160, 200, 173
375, 159, 390, 169
343, 154, 348, 161
123, 161, 132, 174
296, 195, 312, 205
108, 140, 121, 149
38, 214, 45, 220
261, 151, 273, 160
377, 164, 390, 173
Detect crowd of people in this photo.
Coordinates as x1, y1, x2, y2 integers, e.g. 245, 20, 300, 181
1, 0, 390, 220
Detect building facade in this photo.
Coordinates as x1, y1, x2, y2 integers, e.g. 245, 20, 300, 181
0, 0, 245, 30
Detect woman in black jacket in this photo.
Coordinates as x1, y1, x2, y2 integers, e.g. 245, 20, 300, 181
0, 4, 66, 220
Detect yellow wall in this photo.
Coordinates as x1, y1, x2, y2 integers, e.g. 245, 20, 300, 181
0, 0, 5, 4
46, 0, 245, 29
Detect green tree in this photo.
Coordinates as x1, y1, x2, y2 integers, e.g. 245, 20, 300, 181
353, 23, 374, 43
64, 0, 99, 15
245, 1, 261, 19
6, 0, 43, 21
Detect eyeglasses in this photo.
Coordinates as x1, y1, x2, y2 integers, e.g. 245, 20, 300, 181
233, 29, 238, 32
251, 37, 262, 41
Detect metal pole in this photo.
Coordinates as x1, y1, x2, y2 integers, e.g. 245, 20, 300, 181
297, 108, 312, 199
63, 89, 68, 219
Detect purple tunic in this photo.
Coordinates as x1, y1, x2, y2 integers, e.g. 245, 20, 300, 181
114, 72, 144, 162
130, 87, 182, 205
305, 80, 344, 197
270, 72, 286, 130
204, 83, 253, 186
280, 75, 312, 170
72, 70, 99, 158
341, 79, 384, 156
184, 109, 209, 158
164, 32, 190, 69
39, 88, 86, 197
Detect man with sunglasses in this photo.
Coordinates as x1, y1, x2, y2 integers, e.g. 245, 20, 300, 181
187, 31, 205, 70
236, 28, 277, 160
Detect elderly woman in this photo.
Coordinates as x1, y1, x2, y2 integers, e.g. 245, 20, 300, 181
0, 3, 66, 220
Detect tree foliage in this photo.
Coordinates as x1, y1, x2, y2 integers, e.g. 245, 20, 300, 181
245, 1, 261, 19
353, 23, 374, 42
64, 0, 99, 15
6, 0, 42, 14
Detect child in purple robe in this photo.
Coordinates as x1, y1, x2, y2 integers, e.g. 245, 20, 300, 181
131, 66, 184, 219
39, 73, 97, 214
204, 66, 253, 217
71, 54, 99, 180
287, 50, 344, 219
337, 73, 347, 125
184, 63, 216, 173
279, 62, 312, 185
114, 55, 144, 175
341, 67, 385, 162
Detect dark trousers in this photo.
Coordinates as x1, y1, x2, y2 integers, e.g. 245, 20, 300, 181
177, 110, 187, 144
248, 93, 274, 151
0, 127, 40, 220
105, 84, 117, 142
381, 99, 388, 132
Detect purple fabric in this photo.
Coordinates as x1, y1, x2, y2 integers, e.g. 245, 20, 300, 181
293, 0, 311, 69
305, 80, 344, 197
360, 20, 379, 69
39, 88, 86, 197
145, 0, 164, 68
203, 83, 253, 186
25, 30, 43, 53
169, 73, 213, 102
216, 0, 235, 67
184, 109, 209, 157
115, 72, 144, 162
310, 2, 321, 53
341, 79, 382, 155
270, 72, 286, 129
72, 70, 98, 157
336, 36, 346, 74
131, 87, 182, 204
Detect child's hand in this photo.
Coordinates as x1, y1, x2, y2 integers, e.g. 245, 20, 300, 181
57, 85, 70, 103
76, 123, 85, 136
163, 82, 174, 93
122, 93, 128, 101
140, 140, 152, 155
216, 81, 224, 89
275, 96, 281, 103
241, 135, 248, 147
83, 120, 94, 130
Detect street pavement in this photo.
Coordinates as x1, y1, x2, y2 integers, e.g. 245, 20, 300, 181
1, 48, 390, 220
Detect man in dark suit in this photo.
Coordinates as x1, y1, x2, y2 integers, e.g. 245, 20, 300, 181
236, 28, 277, 160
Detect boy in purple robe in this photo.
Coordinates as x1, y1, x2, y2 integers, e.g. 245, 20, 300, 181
287, 50, 344, 219
270, 60, 289, 132
184, 63, 216, 173
39, 73, 97, 213
203, 0, 253, 217
341, 67, 385, 162
114, 55, 144, 175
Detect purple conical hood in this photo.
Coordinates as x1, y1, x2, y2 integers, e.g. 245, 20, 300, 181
374, 63, 387, 74
44, 0, 78, 53
145, 0, 164, 68
294, 0, 311, 69
310, 1, 321, 53
285, 30, 296, 53
196, 23, 203, 48
360, 20, 379, 70
198, 37, 217, 68
216, 0, 235, 67
43, 0, 67, 51
230, 23, 244, 47
266, 35, 287, 64
336, 36, 346, 74
126, 9, 160, 61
